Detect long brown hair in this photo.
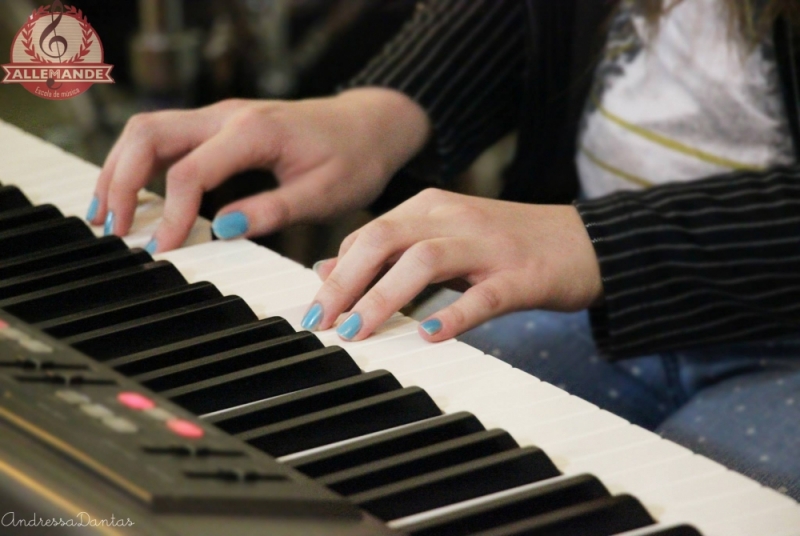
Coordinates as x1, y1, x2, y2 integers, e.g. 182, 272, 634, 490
636, 0, 800, 40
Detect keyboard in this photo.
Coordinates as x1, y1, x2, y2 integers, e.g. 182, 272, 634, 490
1, 118, 799, 536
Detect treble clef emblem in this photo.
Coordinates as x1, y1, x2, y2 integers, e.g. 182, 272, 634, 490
39, 0, 67, 89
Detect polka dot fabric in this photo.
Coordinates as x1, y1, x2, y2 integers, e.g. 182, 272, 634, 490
457, 309, 800, 500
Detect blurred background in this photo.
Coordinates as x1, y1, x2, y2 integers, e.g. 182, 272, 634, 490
0, 0, 513, 267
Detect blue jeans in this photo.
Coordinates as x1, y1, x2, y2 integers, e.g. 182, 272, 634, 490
457, 309, 800, 501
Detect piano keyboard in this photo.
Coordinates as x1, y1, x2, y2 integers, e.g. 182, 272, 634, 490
1, 118, 799, 536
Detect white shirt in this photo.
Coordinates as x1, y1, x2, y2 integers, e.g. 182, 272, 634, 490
578, 0, 794, 199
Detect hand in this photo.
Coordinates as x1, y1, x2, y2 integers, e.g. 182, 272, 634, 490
87, 88, 431, 252
304, 189, 603, 341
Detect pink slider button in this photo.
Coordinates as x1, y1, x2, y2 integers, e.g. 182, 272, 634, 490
117, 392, 156, 411
167, 419, 204, 439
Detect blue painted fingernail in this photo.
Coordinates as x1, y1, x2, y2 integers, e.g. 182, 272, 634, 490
144, 238, 158, 255
212, 211, 249, 239
104, 211, 115, 236
420, 318, 443, 336
301, 303, 324, 331
337, 312, 362, 341
86, 196, 99, 222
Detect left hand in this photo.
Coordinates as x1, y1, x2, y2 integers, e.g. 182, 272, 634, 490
303, 188, 604, 342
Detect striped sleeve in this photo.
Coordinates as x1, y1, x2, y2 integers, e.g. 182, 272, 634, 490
348, 0, 527, 182
574, 167, 800, 359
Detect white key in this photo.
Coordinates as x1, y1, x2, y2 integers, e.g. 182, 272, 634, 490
603, 454, 727, 496
660, 486, 798, 526
397, 354, 510, 391
513, 409, 627, 449
702, 502, 800, 536
570, 437, 692, 481
480, 396, 598, 435
248, 283, 322, 315
179, 251, 298, 282
363, 339, 473, 375
216, 268, 318, 296
315, 314, 418, 348
155, 239, 257, 265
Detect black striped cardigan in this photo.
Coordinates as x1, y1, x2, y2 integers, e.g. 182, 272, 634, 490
350, 0, 800, 359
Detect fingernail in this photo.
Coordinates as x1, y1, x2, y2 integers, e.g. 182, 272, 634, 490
212, 211, 249, 239
337, 312, 362, 341
300, 303, 324, 331
86, 196, 99, 222
312, 260, 326, 276
420, 318, 443, 336
104, 211, 115, 236
144, 238, 158, 255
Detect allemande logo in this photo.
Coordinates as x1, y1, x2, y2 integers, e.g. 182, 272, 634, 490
1, 1, 114, 100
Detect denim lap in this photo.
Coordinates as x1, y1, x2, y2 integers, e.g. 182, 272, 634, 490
456, 309, 800, 500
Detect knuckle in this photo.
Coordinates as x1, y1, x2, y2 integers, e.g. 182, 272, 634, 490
361, 219, 397, 249
446, 303, 467, 327
444, 203, 486, 225
262, 194, 291, 229
323, 272, 350, 298
415, 187, 447, 205
166, 159, 197, 187
339, 231, 359, 256
409, 241, 444, 270
362, 287, 391, 312
471, 283, 504, 312
125, 113, 156, 138
213, 98, 246, 112
228, 108, 264, 132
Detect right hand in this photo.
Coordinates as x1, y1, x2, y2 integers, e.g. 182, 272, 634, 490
88, 88, 431, 252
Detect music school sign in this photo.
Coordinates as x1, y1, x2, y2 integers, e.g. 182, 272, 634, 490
2, 2, 114, 100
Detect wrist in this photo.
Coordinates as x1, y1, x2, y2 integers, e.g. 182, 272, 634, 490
336, 87, 432, 178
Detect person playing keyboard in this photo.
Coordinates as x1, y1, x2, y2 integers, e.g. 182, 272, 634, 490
87, 0, 800, 501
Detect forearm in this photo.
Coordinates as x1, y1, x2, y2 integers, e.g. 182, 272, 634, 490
576, 167, 800, 359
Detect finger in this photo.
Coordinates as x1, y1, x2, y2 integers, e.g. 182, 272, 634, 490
150, 121, 284, 251
304, 217, 435, 331
313, 258, 337, 280
420, 277, 519, 342
88, 137, 125, 224
335, 237, 481, 341
101, 110, 220, 237
335, 191, 440, 259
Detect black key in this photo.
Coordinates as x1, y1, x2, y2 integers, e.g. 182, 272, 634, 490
351, 446, 560, 520
163, 346, 362, 415
106, 317, 295, 376
64, 296, 257, 360
0, 261, 186, 323
403, 474, 610, 536
0, 204, 62, 233
0, 186, 32, 212
0, 236, 127, 281
287, 412, 486, 478
134, 331, 324, 390
0, 249, 152, 301
206, 370, 403, 434
239, 387, 442, 458
37, 282, 221, 338
321, 429, 520, 496
469, 494, 654, 536
642, 527, 703, 536
0, 217, 94, 258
